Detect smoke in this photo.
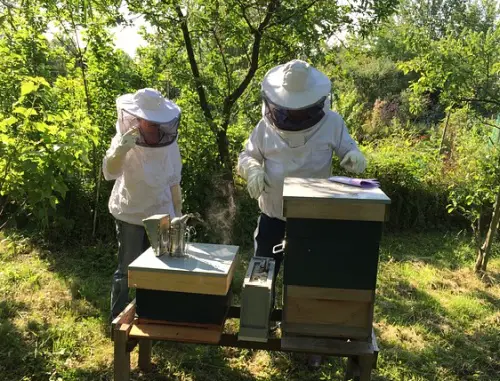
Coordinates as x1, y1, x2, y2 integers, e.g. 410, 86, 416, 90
202, 176, 237, 245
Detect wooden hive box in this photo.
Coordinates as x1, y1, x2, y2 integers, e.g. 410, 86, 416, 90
281, 177, 391, 340
128, 243, 238, 326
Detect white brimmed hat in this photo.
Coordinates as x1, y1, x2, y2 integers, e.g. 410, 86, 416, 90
116, 88, 180, 123
261, 59, 331, 109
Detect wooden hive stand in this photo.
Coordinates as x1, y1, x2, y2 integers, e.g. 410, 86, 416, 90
110, 178, 389, 380
111, 301, 380, 381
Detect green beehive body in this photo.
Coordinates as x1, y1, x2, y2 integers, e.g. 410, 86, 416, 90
284, 219, 383, 289
281, 177, 391, 340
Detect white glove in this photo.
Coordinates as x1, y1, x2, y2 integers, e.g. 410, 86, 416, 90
115, 127, 139, 154
247, 164, 266, 199
104, 127, 139, 176
340, 150, 367, 174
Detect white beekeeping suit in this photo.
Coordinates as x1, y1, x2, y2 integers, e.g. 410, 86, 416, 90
236, 59, 366, 368
102, 88, 183, 321
238, 59, 366, 221
103, 89, 183, 225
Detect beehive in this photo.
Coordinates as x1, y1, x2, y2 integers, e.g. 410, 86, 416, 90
128, 243, 238, 326
281, 177, 391, 340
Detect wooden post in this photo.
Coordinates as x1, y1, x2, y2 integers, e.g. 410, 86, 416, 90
358, 354, 374, 381
138, 339, 153, 372
114, 325, 130, 381
344, 357, 357, 380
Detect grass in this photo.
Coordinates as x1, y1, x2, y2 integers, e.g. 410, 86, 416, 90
0, 231, 499, 381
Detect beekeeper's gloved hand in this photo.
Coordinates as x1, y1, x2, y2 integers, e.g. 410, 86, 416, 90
116, 127, 139, 154
340, 150, 367, 174
246, 163, 267, 199
105, 127, 139, 176
170, 184, 182, 217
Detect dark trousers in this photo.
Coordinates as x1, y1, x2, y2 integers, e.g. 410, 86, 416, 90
110, 219, 150, 320
254, 213, 286, 307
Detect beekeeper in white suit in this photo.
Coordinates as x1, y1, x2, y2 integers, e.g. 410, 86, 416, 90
238, 59, 366, 263
103, 88, 183, 320
237, 60, 365, 365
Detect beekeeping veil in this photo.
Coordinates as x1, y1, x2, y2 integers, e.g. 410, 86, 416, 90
116, 88, 181, 148
261, 59, 331, 132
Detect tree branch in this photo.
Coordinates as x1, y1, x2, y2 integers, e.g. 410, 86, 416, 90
266, 0, 320, 29
455, 97, 500, 107
175, 5, 216, 133
235, 0, 256, 33
222, 0, 280, 120
211, 27, 231, 96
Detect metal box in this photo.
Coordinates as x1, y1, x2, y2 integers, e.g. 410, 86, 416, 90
238, 256, 276, 342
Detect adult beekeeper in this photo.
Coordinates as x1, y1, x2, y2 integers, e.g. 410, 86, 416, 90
103, 88, 183, 321
237, 60, 366, 366
238, 59, 366, 267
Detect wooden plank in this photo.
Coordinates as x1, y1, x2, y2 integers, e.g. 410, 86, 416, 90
282, 177, 391, 204
284, 296, 372, 327
136, 317, 223, 331
282, 322, 371, 340
129, 244, 238, 276
286, 286, 374, 302
138, 339, 152, 372
113, 325, 130, 381
128, 244, 238, 294
111, 300, 136, 341
283, 198, 388, 221
129, 323, 222, 343
281, 335, 375, 357
225, 256, 238, 294
128, 268, 230, 295
358, 355, 374, 381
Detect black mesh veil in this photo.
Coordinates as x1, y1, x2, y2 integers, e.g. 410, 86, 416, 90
262, 92, 327, 132
118, 109, 180, 148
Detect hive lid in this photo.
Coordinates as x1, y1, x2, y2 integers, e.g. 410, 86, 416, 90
283, 177, 391, 221
128, 242, 239, 295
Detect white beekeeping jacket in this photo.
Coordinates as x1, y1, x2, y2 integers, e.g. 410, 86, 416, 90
103, 121, 182, 226
238, 108, 360, 221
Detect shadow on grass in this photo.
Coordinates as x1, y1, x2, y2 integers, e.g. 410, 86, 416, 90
379, 231, 483, 270
0, 300, 52, 381
37, 241, 117, 328
374, 277, 500, 381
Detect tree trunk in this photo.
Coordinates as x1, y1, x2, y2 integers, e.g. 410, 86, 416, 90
476, 186, 500, 273
439, 112, 451, 155
216, 129, 234, 184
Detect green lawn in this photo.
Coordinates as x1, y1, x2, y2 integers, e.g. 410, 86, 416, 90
0, 231, 499, 381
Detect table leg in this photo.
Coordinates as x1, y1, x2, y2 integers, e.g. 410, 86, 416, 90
114, 329, 130, 381
344, 357, 361, 381
139, 339, 153, 372
358, 354, 374, 381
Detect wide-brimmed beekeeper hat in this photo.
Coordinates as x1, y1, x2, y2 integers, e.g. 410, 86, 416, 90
261, 59, 331, 109
116, 88, 180, 123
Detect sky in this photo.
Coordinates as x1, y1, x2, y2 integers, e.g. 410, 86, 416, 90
47, 3, 352, 59
110, 6, 149, 58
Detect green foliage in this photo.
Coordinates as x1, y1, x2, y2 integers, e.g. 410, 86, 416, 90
0, 77, 97, 228
445, 110, 500, 238
399, 26, 500, 116
0, 0, 498, 249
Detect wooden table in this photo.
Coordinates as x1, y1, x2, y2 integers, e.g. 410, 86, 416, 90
111, 300, 379, 381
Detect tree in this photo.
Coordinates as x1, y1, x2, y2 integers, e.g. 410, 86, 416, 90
126, 0, 399, 184
400, 20, 500, 272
